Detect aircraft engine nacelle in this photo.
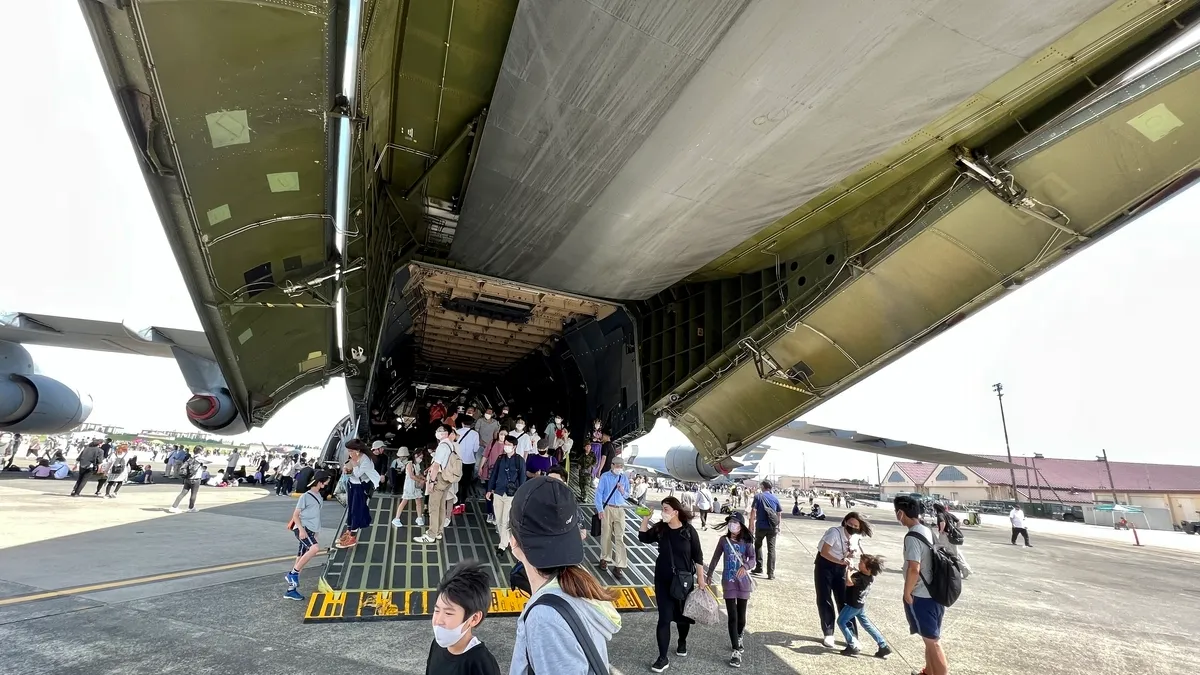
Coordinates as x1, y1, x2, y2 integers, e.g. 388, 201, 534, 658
185, 390, 247, 435
663, 444, 722, 483
0, 373, 94, 434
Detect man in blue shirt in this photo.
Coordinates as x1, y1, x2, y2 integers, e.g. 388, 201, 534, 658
594, 455, 631, 580
749, 479, 782, 580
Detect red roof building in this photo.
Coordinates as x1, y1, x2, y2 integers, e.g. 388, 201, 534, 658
881, 456, 1200, 525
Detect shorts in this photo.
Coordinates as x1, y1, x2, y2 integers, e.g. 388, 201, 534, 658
293, 527, 318, 556
905, 595, 945, 640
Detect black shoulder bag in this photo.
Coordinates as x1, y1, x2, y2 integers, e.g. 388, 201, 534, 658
663, 526, 696, 601
522, 594, 608, 674
589, 480, 622, 537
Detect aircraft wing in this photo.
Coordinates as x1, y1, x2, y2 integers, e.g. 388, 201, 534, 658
0, 312, 213, 361
772, 421, 1023, 469
624, 462, 673, 479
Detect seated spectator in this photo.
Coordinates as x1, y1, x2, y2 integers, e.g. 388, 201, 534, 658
29, 458, 53, 479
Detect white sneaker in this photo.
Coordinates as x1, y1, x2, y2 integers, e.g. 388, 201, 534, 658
443, 517, 451, 528
391, 518, 404, 528
187, 508, 198, 513
821, 636, 835, 648
414, 534, 436, 543
169, 507, 181, 513
416, 516, 426, 527
486, 514, 495, 524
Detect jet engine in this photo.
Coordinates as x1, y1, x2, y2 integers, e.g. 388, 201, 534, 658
185, 390, 247, 435
0, 373, 94, 434
662, 444, 743, 483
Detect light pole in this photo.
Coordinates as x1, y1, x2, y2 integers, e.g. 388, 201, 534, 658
992, 383, 1020, 503
1097, 449, 1119, 505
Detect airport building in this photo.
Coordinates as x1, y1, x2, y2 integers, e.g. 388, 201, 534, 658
881, 457, 1200, 526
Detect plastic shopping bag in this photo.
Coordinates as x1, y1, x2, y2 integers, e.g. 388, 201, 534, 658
682, 585, 720, 625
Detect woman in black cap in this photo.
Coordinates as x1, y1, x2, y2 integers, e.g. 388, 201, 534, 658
639, 495, 705, 673
508, 476, 621, 674
705, 511, 757, 668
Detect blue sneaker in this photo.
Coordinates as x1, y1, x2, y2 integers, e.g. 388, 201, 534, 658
285, 572, 299, 587
284, 588, 305, 601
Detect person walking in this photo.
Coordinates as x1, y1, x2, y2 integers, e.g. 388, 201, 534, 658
284, 470, 331, 601
934, 503, 973, 577
814, 512, 872, 647
639, 496, 705, 673
392, 446, 427, 528
749, 480, 782, 580
1009, 504, 1031, 547
595, 455, 631, 581
895, 495, 950, 675
416, 425, 462, 544
170, 452, 205, 513
695, 484, 713, 530
507, 476, 621, 674
455, 415, 480, 508
335, 440, 379, 550
70, 440, 104, 497
100, 444, 132, 498
485, 434, 525, 555
705, 511, 756, 668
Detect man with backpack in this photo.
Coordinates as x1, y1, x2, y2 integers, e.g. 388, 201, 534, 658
749, 480, 782, 580
934, 502, 972, 579
170, 448, 206, 513
895, 495, 962, 675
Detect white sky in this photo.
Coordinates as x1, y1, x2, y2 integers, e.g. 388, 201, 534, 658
3, 3, 1199, 475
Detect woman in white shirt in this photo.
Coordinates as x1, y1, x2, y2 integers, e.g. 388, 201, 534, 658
335, 440, 380, 550
814, 512, 872, 648
694, 485, 714, 529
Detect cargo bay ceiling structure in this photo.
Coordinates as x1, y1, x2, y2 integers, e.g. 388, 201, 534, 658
78, 0, 1200, 464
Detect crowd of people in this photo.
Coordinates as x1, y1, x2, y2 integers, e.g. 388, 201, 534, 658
5, 407, 969, 675
311, 393, 970, 675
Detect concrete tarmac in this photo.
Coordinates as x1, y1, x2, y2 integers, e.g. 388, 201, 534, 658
2, 475, 1197, 675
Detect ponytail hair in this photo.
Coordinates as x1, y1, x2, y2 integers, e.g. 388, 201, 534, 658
545, 565, 617, 602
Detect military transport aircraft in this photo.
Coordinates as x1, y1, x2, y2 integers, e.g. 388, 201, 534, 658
6, 1, 1199, 479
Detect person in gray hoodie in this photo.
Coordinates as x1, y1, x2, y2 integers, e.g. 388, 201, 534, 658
508, 476, 621, 675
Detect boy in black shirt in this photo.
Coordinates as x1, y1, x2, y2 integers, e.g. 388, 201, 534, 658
426, 561, 501, 675
837, 553, 893, 659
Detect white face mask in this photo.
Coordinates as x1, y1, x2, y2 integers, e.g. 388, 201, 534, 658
501, 410, 508, 416
432, 619, 468, 648
612, 467, 623, 474
504, 445, 515, 455
515, 424, 525, 431
484, 413, 492, 419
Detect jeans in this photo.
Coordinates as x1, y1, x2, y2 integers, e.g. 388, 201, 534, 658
837, 605, 886, 648
753, 527, 777, 576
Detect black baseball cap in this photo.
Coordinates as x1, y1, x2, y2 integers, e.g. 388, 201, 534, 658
510, 477, 583, 569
